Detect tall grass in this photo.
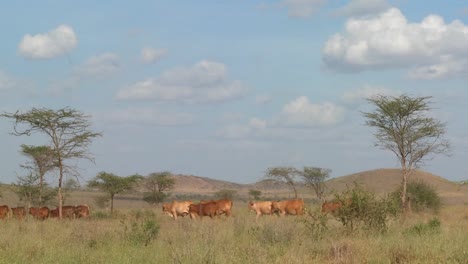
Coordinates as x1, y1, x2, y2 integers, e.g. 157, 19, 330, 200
0, 203, 466, 264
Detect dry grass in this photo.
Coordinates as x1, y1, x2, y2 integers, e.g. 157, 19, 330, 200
0, 202, 467, 264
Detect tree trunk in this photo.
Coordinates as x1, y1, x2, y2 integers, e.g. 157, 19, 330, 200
292, 185, 298, 199
110, 194, 114, 214
39, 173, 43, 206
58, 157, 63, 219
401, 168, 410, 212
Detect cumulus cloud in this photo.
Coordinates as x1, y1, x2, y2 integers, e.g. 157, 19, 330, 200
334, 0, 390, 17
278, 96, 345, 127
116, 60, 248, 103
322, 8, 468, 79
281, 0, 325, 18
140, 47, 167, 64
255, 94, 272, 105
341, 85, 401, 103
97, 107, 195, 126
75, 53, 120, 77
0, 71, 17, 92
216, 118, 268, 139
18, 25, 77, 59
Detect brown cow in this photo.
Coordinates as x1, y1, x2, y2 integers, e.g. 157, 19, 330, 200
0, 205, 10, 220
11, 207, 26, 220
248, 201, 273, 221
188, 201, 218, 219
214, 199, 233, 217
50, 206, 76, 219
271, 199, 304, 216
321, 201, 343, 214
162, 201, 192, 220
29, 207, 50, 220
75, 205, 90, 218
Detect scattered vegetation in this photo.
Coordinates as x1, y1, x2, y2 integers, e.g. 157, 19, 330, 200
404, 217, 441, 236
142, 171, 175, 205
333, 185, 399, 232
391, 180, 441, 213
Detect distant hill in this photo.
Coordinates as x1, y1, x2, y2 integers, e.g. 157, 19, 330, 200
324, 168, 468, 204
168, 168, 467, 205
2, 168, 467, 206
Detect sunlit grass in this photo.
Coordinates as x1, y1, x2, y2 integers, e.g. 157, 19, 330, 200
0, 203, 467, 264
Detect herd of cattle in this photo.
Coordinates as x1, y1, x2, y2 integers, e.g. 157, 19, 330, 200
0, 205, 90, 220
0, 199, 343, 221
162, 198, 343, 221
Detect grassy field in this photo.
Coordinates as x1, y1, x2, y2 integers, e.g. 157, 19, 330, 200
0, 202, 467, 264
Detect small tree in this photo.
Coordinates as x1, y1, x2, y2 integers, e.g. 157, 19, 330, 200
143, 171, 175, 205
64, 178, 80, 191
88, 172, 142, 214
249, 189, 262, 200
215, 189, 237, 200
362, 95, 449, 210
2, 107, 102, 218
12, 173, 55, 207
301, 167, 331, 202
20, 145, 55, 206
265, 167, 300, 198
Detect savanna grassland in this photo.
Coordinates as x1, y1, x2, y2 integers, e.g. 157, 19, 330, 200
0, 202, 467, 264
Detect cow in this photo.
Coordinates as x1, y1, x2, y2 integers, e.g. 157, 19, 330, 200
188, 201, 219, 219
321, 199, 351, 215
271, 199, 304, 216
321, 201, 343, 214
0, 205, 10, 220
75, 205, 90, 218
11, 207, 26, 220
162, 200, 192, 220
214, 199, 233, 217
29, 207, 50, 220
248, 201, 273, 221
50, 206, 76, 219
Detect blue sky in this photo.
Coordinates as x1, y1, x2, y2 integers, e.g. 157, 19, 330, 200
1, 0, 468, 185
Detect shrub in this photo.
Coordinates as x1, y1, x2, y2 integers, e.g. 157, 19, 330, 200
391, 180, 441, 213
404, 217, 441, 236
122, 218, 160, 246
334, 185, 398, 232
301, 208, 329, 240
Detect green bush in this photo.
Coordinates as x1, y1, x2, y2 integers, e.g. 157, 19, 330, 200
301, 208, 329, 239
123, 218, 160, 247
404, 217, 441, 236
334, 185, 398, 232
391, 180, 441, 213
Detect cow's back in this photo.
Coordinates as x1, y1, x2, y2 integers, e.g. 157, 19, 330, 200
0, 205, 9, 219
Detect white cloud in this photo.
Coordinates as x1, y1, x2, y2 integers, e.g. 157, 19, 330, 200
18, 25, 77, 59
281, 0, 325, 18
334, 0, 390, 17
254, 94, 272, 105
140, 47, 167, 64
116, 60, 248, 103
322, 8, 468, 79
0, 71, 17, 92
278, 96, 345, 127
97, 107, 195, 126
75, 53, 120, 77
216, 118, 267, 139
341, 85, 401, 103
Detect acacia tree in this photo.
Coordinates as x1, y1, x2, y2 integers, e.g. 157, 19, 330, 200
265, 167, 300, 198
143, 171, 175, 205
88, 172, 142, 214
2, 107, 102, 218
20, 145, 55, 206
249, 189, 262, 200
301, 167, 330, 202
13, 172, 56, 207
362, 95, 450, 210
